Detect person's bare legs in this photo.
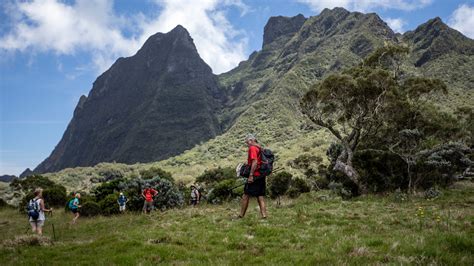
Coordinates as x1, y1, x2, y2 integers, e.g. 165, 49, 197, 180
37, 225, 43, 235
30, 222, 37, 234
257, 196, 267, 218
72, 212, 79, 224
239, 194, 250, 217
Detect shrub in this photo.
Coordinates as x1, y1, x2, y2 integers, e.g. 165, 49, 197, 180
10, 175, 55, 192
287, 187, 301, 199
290, 154, 323, 169
80, 201, 101, 217
42, 185, 67, 207
153, 178, 184, 210
354, 149, 406, 192
140, 167, 174, 182
291, 178, 311, 194
93, 179, 123, 202
98, 168, 124, 182
328, 181, 352, 199
207, 179, 241, 204
98, 194, 120, 216
116, 177, 184, 211
196, 167, 235, 185
0, 198, 10, 209
269, 171, 292, 204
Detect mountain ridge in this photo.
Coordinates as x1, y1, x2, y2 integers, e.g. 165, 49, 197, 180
31, 8, 473, 179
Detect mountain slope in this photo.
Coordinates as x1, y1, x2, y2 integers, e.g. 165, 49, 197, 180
33, 8, 474, 183
35, 26, 224, 173
150, 8, 473, 181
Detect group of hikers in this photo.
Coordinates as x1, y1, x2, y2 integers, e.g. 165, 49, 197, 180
26, 134, 270, 234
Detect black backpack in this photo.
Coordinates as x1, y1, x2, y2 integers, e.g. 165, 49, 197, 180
259, 148, 275, 176
27, 198, 40, 220
239, 147, 275, 177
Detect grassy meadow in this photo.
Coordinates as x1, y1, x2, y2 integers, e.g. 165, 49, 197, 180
1, 181, 473, 265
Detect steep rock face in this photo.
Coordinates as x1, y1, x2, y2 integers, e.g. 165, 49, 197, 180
403, 17, 474, 67
35, 25, 223, 173
263, 14, 306, 48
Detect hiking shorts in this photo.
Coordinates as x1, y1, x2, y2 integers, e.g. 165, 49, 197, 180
143, 201, 154, 211
30, 220, 44, 227
244, 176, 266, 197
71, 208, 79, 214
191, 199, 198, 206
119, 205, 126, 211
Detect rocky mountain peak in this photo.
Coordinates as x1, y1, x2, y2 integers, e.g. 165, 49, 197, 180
403, 17, 474, 66
34, 25, 222, 173
263, 14, 306, 48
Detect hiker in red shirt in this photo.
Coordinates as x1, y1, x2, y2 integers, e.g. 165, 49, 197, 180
142, 184, 158, 214
239, 134, 267, 219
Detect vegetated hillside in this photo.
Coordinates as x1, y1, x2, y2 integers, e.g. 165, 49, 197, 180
0, 182, 473, 264
30, 8, 473, 190
150, 7, 474, 181
34, 25, 225, 173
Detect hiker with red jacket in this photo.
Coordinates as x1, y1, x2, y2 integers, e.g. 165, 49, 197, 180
142, 184, 158, 214
239, 134, 267, 219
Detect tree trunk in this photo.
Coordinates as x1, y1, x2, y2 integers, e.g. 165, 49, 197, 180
333, 146, 367, 194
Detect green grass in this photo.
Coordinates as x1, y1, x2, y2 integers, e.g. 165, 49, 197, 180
1, 181, 473, 265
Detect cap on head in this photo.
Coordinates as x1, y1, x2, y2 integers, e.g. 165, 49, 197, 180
245, 133, 256, 141
120, 192, 123, 195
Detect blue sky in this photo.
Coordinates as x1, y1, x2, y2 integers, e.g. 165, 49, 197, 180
1, 0, 473, 176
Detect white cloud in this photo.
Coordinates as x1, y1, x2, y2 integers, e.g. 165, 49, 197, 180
297, 0, 433, 12
139, 0, 248, 74
448, 4, 474, 39
0, 0, 249, 74
385, 17, 407, 33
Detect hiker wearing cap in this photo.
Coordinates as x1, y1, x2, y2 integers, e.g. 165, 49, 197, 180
117, 192, 128, 212
28, 188, 52, 235
239, 134, 267, 219
190, 185, 200, 206
142, 184, 158, 214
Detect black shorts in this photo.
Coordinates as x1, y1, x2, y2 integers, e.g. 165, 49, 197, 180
244, 176, 266, 197
71, 208, 79, 214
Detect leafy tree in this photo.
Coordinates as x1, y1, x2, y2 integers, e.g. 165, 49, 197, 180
269, 171, 292, 205
301, 44, 454, 193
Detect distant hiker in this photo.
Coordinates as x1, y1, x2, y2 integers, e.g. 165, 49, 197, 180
27, 188, 52, 235
69, 193, 81, 224
239, 134, 267, 219
117, 192, 128, 212
190, 185, 200, 206
142, 184, 158, 214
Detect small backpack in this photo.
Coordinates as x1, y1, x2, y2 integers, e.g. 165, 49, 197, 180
27, 198, 40, 220
68, 198, 76, 210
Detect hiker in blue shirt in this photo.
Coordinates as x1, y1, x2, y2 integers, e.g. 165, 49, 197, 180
69, 193, 81, 224
117, 192, 128, 212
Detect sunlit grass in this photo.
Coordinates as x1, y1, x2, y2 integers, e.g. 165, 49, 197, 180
1, 181, 472, 265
